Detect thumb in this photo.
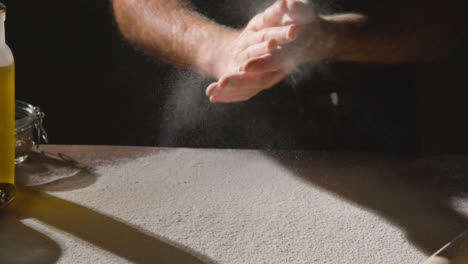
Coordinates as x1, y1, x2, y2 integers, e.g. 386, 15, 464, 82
248, 0, 288, 31
282, 0, 317, 25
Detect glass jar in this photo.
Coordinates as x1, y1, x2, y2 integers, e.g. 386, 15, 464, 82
15, 101, 48, 164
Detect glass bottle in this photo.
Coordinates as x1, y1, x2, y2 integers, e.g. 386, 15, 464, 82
0, 2, 15, 184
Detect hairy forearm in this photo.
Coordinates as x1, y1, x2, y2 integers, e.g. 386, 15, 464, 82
112, 0, 236, 75
318, 0, 466, 63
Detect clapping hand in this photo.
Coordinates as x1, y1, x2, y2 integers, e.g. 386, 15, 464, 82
206, 0, 321, 103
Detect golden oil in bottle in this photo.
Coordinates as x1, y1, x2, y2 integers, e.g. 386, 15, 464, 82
0, 3, 15, 184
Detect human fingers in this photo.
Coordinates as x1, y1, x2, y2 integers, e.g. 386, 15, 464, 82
206, 82, 218, 96
242, 52, 282, 73
237, 39, 276, 65
243, 25, 297, 49
248, 0, 315, 30
243, 23, 316, 73
241, 46, 299, 73
208, 71, 288, 102
248, 0, 288, 30
210, 89, 259, 103
210, 71, 287, 102
242, 48, 302, 74
210, 93, 255, 103
285, 0, 316, 24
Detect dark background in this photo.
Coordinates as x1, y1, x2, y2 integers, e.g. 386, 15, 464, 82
3, 0, 468, 153
4, 0, 169, 146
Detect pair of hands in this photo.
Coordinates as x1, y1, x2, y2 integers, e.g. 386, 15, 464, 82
206, 0, 324, 103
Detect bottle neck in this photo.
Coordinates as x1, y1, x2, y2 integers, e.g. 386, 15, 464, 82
0, 13, 5, 44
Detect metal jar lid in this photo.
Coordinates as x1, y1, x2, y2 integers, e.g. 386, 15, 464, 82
16, 100, 49, 148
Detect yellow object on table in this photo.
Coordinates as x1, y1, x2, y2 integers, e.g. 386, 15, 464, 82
0, 3, 15, 184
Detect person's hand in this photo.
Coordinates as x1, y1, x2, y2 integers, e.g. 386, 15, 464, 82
206, 0, 323, 103
207, 20, 297, 80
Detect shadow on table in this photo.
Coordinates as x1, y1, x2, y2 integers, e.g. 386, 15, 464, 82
15, 151, 98, 191
0, 213, 61, 264
0, 151, 213, 264
266, 151, 468, 255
